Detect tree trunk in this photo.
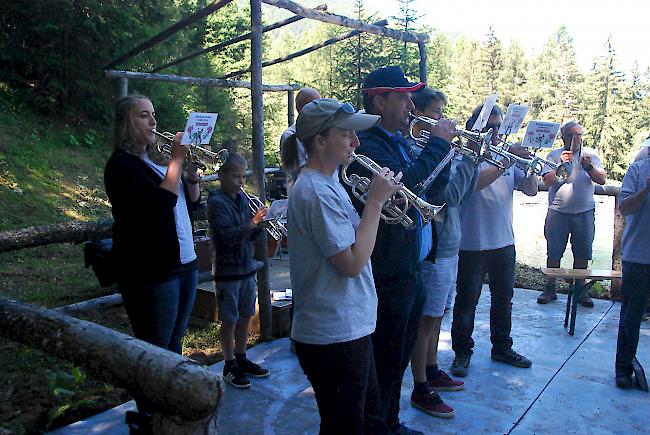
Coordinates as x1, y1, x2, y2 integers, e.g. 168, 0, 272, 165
0, 297, 222, 433
0, 219, 113, 253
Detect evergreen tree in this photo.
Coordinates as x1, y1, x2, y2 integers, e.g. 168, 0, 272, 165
480, 26, 503, 94
581, 37, 634, 179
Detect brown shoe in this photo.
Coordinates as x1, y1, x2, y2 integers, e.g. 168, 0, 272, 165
578, 293, 594, 308
411, 388, 455, 418
537, 288, 557, 304
428, 369, 464, 391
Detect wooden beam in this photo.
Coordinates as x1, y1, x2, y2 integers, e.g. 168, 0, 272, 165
105, 70, 299, 92
220, 19, 388, 79
261, 0, 428, 43
287, 89, 295, 126
418, 41, 427, 83
250, 0, 273, 341
104, 0, 234, 69
151, 4, 328, 73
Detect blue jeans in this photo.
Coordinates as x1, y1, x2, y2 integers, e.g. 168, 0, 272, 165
121, 263, 198, 413
121, 264, 198, 354
616, 261, 650, 374
451, 246, 515, 355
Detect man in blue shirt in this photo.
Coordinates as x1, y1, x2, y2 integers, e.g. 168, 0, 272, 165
615, 157, 650, 388
346, 66, 454, 434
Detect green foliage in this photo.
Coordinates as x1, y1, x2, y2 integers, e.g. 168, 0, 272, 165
45, 367, 96, 430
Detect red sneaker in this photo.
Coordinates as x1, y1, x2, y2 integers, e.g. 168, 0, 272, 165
428, 369, 465, 391
410, 388, 455, 419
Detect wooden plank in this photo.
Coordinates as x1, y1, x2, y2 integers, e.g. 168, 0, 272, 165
105, 70, 299, 92
261, 0, 428, 43
220, 19, 388, 79
104, 0, 234, 69
151, 4, 328, 73
541, 268, 622, 280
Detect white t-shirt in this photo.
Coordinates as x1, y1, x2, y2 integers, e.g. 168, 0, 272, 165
458, 163, 526, 251
621, 159, 650, 265
544, 147, 603, 214
141, 154, 196, 264
287, 168, 377, 345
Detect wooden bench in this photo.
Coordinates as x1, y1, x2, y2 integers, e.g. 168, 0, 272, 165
542, 268, 622, 335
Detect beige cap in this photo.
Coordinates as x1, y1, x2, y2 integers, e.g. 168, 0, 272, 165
296, 98, 380, 141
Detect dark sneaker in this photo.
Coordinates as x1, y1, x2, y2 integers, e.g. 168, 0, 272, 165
428, 369, 464, 391
491, 348, 532, 368
223, 365, 251, 388
388, 422, 425, 435
450, 353, 472, 377
537, 289, 557, 304
411, 389, 455, 419
578, 293, 594, 308
615, 373, 633, 389
237, 357, 270, 378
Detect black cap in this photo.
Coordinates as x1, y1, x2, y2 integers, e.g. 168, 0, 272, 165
362, 66, 424, 96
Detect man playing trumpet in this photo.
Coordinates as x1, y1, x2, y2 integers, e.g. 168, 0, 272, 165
537, 121, 607, 306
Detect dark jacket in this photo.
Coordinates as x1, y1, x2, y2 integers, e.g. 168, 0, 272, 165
104, 149, 200, 285
346, 126, 451, 280
207, 189, 264, 280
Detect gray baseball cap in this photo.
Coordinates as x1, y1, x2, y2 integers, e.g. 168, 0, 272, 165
296, 98, 380, 141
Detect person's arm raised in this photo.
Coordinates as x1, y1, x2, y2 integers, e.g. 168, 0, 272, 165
329, 168, 401, 278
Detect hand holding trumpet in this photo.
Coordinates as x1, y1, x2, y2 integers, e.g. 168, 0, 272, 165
366, 168, 403, 208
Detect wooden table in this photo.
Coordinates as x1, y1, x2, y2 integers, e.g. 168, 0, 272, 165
542, 268, 622, 335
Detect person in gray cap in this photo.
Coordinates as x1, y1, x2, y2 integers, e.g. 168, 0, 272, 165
286, 98, 402, 434
346, 66, 455, 435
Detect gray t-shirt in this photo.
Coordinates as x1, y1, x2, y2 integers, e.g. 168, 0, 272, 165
621, 159, 650, 265
545, 147, 603, 214
458, 163, 526, 251
287, 168, 377, 345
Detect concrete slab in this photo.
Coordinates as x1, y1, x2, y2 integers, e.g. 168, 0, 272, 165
51, 272, 650, 435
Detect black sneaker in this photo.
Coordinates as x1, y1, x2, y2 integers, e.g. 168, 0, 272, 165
615, 373, 633, 389
450, 353, 472, 377
236, 356, 270, 378
223, 364, 251, 388
388, 422, 424, 435
491, 348, 532, 368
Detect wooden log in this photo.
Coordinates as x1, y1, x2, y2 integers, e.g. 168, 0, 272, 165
0, 219, 113, 253
220, 19, 388, 79
0, 297, 222, 432
117, 77, 129, 99
287, 89, 295, 126
261, 0, 428, 43
104, 0, 234, 69
151, 4, 328, 73
105, 70, 299, 92
418, 41, 427, 83
250, 0, 273, 341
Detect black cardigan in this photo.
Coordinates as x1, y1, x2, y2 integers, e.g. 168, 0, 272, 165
104, 149, 200, 285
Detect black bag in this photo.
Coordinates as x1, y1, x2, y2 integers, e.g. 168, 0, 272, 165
84, 238, 116, 287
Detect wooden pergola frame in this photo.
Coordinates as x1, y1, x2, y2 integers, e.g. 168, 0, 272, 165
104, 0, 429, 340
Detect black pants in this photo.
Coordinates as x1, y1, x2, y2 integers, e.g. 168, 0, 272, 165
369, 273, 424, 431
616, 261, 650, 374
452, 245, 515, 355
294, 335, 382, 435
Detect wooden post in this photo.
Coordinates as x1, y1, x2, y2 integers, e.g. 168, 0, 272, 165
117, 77, 128, 99
250, 0, 273, 340
418, 41, 427, 83
611, 195, 624, 300
288, 89, 295, 126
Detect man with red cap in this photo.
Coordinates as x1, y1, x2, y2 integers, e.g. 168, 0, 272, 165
346, 66, 455, 434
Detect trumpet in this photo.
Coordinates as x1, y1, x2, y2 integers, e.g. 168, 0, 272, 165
240, 188, 287, 242
478, 134, 572, 183
154, 130, 229, 173
341, 152, 444, 230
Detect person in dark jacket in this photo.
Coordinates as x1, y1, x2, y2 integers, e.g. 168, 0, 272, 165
208, 153, 270, 389
347, 66, 454, 435
104, 94, 201, 421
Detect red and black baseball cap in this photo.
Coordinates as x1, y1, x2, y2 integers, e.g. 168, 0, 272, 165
362, 66, 425, 97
